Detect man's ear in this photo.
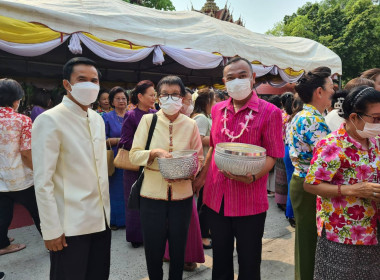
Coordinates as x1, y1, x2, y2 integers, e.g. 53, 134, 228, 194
63, 79, 72, 93
251, 72, 256, 86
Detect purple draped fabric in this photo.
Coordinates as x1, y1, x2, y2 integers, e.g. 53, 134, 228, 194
119, 107, 156, 242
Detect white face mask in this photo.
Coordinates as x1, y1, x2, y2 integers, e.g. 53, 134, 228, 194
182, 104, 194, 117
159, 97, 183, 115
68, 81, 100, 106
226, 78, 252, 101
352, 116, 380, 139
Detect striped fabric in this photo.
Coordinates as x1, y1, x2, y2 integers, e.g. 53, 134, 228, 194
203, 93, 285, 217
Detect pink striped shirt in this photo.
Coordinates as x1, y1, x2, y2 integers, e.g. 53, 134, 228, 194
203, 92, 284, 217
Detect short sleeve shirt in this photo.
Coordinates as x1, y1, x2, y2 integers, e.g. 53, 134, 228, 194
289, 104, 331, 177
193, 114, 212, 158
305, 125, 379, 245
0, 107, 34, 191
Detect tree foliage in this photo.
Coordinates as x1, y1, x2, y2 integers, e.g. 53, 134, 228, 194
266, 0, 380, 82
123, 0, 175, 11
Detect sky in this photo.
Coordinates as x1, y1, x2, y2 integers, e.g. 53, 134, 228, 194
170, 0, 319, 34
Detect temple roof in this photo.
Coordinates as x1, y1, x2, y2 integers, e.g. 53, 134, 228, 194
192, 0, 244, 26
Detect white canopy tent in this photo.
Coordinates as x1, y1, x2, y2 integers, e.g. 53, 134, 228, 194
0, 0, 342, 87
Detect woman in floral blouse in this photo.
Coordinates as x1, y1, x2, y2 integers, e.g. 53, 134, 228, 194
304, 86, 380, 280
288, 67, 334, 280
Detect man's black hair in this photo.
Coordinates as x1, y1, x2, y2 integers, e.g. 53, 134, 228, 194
224, 57, 253, 74
63, 57, 102, 82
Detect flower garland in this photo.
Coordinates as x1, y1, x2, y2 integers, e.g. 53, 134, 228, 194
221, 108, 253, 141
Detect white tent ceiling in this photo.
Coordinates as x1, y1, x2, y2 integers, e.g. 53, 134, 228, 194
0, 0, 342, 75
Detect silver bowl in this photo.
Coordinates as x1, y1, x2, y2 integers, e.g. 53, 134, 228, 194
214, 143, 266, 176
158, 150, 199, 180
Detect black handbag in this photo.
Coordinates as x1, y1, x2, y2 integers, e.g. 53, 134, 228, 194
127, 114, 157, 210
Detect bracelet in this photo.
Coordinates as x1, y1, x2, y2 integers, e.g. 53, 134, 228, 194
337, 184, 342, 196
251, 175, 256, 183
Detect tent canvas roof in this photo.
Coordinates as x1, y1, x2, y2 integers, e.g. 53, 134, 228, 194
0, 0, 342, 74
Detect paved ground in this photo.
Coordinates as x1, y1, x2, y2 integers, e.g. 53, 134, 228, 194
0, 197, 295, 280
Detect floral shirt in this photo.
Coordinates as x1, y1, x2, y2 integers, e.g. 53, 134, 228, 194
0, 107, 34, 192
96, 107, 113, 116
305, 125, 379, 245
289, 104, 331, 177
282, 110, 290, 142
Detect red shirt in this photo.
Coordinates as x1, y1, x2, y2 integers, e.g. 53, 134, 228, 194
203, 93, 284, 216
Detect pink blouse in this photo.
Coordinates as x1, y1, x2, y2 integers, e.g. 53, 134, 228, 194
203, 92, 284, 217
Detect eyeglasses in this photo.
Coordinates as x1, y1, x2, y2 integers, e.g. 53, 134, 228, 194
114, 98, 127, 102
159, 93, 181, 101
360, 113, 380, 123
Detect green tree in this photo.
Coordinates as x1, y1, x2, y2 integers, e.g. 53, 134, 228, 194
123, 0, 175, 11
266, 0, 380, 82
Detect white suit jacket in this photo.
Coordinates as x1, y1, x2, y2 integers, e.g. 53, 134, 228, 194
32, 96, 110, 240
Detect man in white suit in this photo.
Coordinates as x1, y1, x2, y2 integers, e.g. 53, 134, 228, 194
32, 57, 111, 280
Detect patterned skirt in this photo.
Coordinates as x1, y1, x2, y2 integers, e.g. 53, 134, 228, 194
314, 230, 380, 280
275, 157, 288, 205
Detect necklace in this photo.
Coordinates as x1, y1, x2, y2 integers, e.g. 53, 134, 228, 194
222, 108, 253, 140
115, 111, 125, 125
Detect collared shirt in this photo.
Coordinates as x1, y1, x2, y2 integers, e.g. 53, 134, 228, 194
32, 96, 110, 240
130, 110, 204, 201
289, 104, 331, 178
0, 107, 33, 192
203, 92, 284, 217
305, 124, 379, 245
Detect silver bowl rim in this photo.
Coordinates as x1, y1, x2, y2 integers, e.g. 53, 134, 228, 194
215, 143, 266, 157
157, 150, 198, 162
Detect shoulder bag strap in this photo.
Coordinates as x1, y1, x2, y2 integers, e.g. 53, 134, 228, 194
138, 113, 157, 174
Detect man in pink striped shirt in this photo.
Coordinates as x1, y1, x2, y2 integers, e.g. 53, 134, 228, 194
193, 57, 284, 280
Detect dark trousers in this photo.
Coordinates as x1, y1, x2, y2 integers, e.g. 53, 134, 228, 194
197, 188, 210, 238
50, 227, 111, 280
140, 196, 193, 280
205, 204, 267, 280
0, 186, 41, 248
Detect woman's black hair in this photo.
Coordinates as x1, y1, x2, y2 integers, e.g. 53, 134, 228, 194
31, 88, 51, 108
0, 78, 25, 107
280, 92, 294, 108
289, 97, 304, 122
109, 86, 128, 107
268, 95, 282, 109
295, 67, 331, 103
340, 86, 380, 119
330, 89, 348, 110
97, 88, 109, 101
215, 90, 227, 101
191, 88, 215, 117
156, 76, 186, 97
130, 80, 155, 105
282, 92, 295, 115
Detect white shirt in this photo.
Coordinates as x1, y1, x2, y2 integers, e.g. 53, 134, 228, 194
0, 107, 33, 192
32, 96, 110, 240
325, 109, 345, 132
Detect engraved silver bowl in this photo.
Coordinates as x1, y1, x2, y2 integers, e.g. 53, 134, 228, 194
214, 143, 266, 176
158, 150, 199, 180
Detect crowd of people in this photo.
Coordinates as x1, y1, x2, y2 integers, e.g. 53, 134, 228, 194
0, 55, 379, 280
